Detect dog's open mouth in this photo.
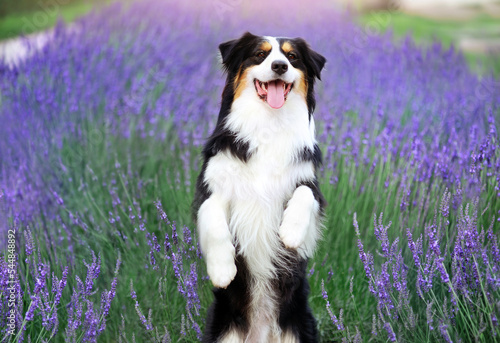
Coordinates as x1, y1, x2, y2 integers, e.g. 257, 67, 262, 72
254, 79, 293, 109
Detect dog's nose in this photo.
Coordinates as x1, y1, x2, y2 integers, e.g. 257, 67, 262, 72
271, 60, 288, 75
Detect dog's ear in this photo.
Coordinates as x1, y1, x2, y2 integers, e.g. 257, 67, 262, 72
307, 49, 327, 81
219, 32, 258, 73
294, 38, 326, 80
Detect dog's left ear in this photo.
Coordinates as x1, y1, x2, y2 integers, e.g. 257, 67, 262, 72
294, 38, 326, 80
219, 32, 258, 73
308, 49, 327, 81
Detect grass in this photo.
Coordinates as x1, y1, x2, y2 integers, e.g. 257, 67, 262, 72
358, 11, 500, 76
0, 1, 101, 41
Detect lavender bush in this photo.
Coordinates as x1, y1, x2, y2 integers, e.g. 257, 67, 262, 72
352, 196, 500, 342
0, 0, 498, 341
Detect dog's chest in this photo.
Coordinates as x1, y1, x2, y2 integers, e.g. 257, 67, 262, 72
206, 131, 314, 206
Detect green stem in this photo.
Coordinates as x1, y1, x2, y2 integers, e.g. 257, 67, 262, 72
472, 255, 498, 343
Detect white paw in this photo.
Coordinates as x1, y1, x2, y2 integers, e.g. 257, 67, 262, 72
279, 210, 310, 249
206, 243, 237, 288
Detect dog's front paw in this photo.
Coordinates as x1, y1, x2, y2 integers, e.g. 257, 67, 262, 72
206, 243, 237, 288
279, 210, 310, 249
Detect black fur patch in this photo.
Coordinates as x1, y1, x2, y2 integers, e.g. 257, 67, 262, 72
192, 160, 211, 222
203, 127, 252, 162
275, 257, 319, 343
295, 144, 326, 211
219, 32, 266, 76
297, 144, 323, 169
202, 254, 251, 343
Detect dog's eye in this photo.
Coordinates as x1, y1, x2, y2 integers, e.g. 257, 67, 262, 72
256, 51, 265, 58
287, 52, 297, 60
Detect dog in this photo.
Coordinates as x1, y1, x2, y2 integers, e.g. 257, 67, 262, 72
193, 32, 326, 343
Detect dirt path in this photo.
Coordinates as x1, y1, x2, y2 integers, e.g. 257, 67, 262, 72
0, 31, 52, 68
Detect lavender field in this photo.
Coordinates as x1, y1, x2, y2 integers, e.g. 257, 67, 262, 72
1, 0, 499, 342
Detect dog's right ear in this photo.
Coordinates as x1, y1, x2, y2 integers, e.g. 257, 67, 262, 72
219, 32, 258, 73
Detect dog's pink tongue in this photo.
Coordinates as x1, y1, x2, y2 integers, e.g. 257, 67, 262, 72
266, 80, 285, 109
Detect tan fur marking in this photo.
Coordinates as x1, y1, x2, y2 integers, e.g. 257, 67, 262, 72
296, 69, 308, 99
233, 67, 250, 101
260, 41, 272, 52
281, 41, 293, 54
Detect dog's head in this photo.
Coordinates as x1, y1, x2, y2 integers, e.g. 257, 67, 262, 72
219, 32, 326, 114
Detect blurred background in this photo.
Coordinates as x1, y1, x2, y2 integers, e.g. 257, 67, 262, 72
1, 0, 499, 75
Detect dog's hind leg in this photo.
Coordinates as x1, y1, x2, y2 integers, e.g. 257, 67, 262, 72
202, 256, 251, 343
277, 259, 320, 343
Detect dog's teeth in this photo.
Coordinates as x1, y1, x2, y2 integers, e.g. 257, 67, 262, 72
262, 83, 267, 91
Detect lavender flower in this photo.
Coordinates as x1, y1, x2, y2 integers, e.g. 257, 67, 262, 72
407, 229, 422, 268
24, 228, 34, 259
426, 301, 435, 331
134, 301, 152, 331
373, 213, 391, 258
322, 280, 344, 331
439, 322, 453, 343
383, 322, 396, 342
83, 252, 101, 297
52, 266, 69, 306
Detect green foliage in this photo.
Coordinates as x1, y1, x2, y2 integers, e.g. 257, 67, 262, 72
358, 11, 500, 76
0, 1, 100, 40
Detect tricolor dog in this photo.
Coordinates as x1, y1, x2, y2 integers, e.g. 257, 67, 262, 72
193, 32, 326, 343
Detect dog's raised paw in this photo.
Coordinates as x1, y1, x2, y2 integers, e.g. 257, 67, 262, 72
279, 225, 307, 249
206, 244, 237, 288
208, 259, 237, 288
279, 210, 310, 249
